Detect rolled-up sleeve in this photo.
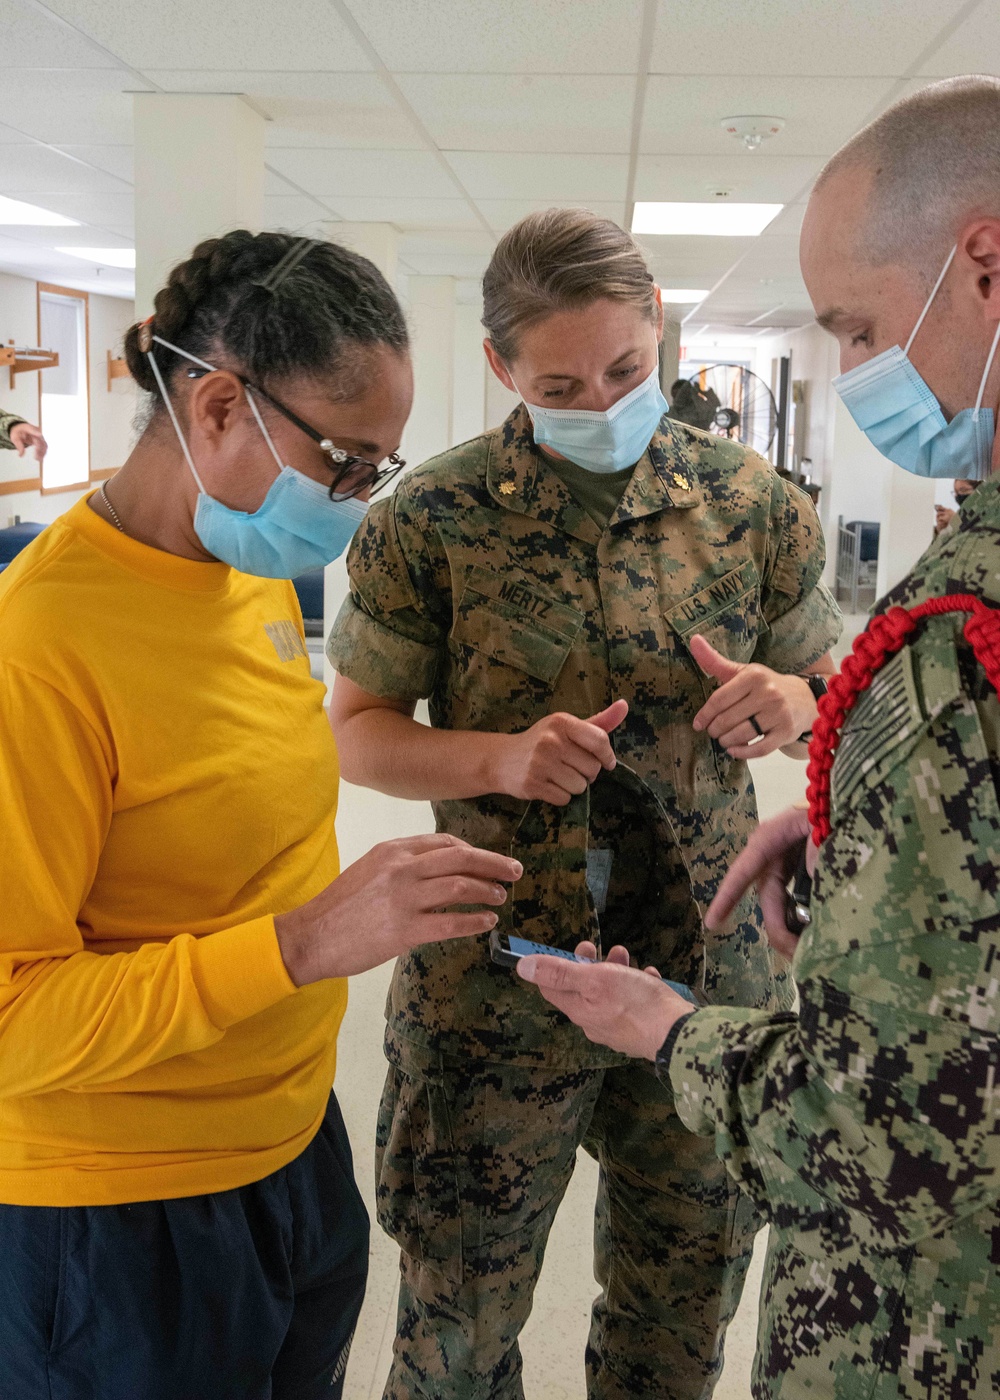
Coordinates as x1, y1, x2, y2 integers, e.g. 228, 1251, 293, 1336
326, 484, 448, 705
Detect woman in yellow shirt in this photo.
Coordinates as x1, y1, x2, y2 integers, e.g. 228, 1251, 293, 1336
0, 230, 519, 1400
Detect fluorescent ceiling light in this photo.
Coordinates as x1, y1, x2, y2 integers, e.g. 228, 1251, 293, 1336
633, 202, 783, 237
0, 194, 79, 226
659, 288, 710, 303
56, 246, 136, 269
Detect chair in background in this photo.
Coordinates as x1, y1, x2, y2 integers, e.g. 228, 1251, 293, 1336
835, 517, 880, 614
0, 522, 46, 574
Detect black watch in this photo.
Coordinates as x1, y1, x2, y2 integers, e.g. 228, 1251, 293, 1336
798, 673, 829, 743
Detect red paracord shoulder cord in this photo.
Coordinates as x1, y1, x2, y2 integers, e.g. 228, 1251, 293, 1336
806, 595, 1000, 845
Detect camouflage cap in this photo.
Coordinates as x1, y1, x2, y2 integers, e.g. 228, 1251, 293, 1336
501, 762, 706, 990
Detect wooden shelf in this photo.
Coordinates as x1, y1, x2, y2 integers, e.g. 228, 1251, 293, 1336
107, 350, 129, 391
1, 340, 59, 390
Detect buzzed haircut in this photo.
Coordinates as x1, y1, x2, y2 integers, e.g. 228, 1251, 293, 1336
816, 75, 1000, 275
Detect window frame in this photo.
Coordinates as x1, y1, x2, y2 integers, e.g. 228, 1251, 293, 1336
36, 281, 91, 495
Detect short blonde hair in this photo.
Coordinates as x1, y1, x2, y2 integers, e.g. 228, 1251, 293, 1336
482, 208, 658, 362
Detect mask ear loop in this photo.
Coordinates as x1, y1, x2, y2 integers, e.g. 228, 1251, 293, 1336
905, 244, 958, 355
144, 345, 209, 494
973, 319, 1000, 419
242, 385, 286, 475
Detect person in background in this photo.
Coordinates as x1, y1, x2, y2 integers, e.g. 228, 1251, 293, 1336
0, 408, 47, 462
667, 375, 720, 431
0, 230, 519, 1400
327, 208, 841, 1400
934, 476, 978, 534
518, 74, 1000, 1400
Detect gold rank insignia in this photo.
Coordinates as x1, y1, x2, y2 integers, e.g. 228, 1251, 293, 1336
671, 473, 691, 491
499, 480, 516, 496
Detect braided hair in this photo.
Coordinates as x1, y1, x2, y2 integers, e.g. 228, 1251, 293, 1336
124, 230, 408, 409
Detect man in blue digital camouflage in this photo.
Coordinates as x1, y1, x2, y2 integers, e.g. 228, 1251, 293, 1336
520, 74, 1000, 1399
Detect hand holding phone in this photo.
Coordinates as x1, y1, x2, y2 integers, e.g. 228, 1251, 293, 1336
491, 931, 706, 1005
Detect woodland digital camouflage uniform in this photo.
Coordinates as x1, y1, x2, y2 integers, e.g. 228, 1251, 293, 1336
0, 410, 25, 452
663, 473, 1000, 1398
328, 404, 842, 1399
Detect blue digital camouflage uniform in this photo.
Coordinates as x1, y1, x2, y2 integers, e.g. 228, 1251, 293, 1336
327, 405, 842, 1400
662, 474, 1000, 1398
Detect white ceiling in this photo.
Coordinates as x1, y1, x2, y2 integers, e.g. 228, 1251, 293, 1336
0, 0, 995, 327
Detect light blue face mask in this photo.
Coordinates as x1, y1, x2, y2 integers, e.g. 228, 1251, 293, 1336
518, 363, 668, 474
833, 245, 1000, 481
145, 337, 367, 578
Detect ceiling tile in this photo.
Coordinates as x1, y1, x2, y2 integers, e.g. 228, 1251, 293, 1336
58, 144, 133, 182
263, 195, 335, 231
22, 190, 136, 233
476, 199, 629, 237
42, 0, 373, 71
0, 69, 142, 145
642, 76, 898, 158
0, 0, 117, 68
146, 71, 422, 149
395, 74, 634, 153
266, 148, 460, 200
0, 144, 128, 195
399, 250, 491, 278
649, 0, 973, 77
910, 3, 1000, 77
634, 154, 822, 203
349, 0, 644, 73
326, 198, 483, 229
445, 153, 629, 202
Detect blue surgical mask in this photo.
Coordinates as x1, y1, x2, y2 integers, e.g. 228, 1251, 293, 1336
518, 363, 668, 474
145, 337, 367, 578
833, 245, 1000, 481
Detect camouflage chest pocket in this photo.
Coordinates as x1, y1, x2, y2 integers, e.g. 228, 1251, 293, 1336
663, 559, 762, 660
449, 567, 584, 700
663, 560, 762, 786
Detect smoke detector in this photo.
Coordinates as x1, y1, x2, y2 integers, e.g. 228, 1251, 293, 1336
721, 116, 785, 152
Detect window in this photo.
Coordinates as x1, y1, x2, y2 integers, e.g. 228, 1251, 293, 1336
37, 284, 90, 492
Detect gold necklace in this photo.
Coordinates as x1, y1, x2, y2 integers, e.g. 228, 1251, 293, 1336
100, 483, 125, 534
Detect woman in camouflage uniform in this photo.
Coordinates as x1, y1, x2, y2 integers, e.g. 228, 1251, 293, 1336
327, 209, 842, 1400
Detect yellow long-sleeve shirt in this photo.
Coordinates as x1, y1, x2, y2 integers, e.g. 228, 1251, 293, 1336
0, 495, 346, 1206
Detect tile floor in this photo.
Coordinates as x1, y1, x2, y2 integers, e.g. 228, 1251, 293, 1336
329, 612, 868, 1399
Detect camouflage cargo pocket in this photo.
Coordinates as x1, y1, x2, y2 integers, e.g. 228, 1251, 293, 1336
754, 1231, 911, 1400
375, 1060, 464, 1287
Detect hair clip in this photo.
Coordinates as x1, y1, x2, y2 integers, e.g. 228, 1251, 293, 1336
251, 237, 316, 295
137, 316, 155, 353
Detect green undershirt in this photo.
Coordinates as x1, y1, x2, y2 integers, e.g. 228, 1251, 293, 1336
544, 454, 636, 529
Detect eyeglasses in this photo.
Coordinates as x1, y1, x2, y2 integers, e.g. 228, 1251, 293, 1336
186, 368, 405, 501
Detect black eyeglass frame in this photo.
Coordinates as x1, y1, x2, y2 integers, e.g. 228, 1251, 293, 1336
185, 368, 405, 501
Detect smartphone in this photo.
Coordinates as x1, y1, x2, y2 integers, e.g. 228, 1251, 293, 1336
490, 930, 592, 969
490, 931, 707, 1006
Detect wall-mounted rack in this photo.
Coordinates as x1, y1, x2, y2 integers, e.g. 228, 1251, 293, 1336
107, 350, 129, 391
0, 341, 59, 391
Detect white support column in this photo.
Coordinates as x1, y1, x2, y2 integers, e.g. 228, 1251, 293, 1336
875, 469, 937, 600
323, 223, 399, 289
133, 94, 265, 317
452, 298, 487, 446
404, 276, 456, 471
319, 223, 401, 695
660, 316, 682, 395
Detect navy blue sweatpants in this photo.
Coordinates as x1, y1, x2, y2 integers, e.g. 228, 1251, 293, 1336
0, 1093, 369, 1400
